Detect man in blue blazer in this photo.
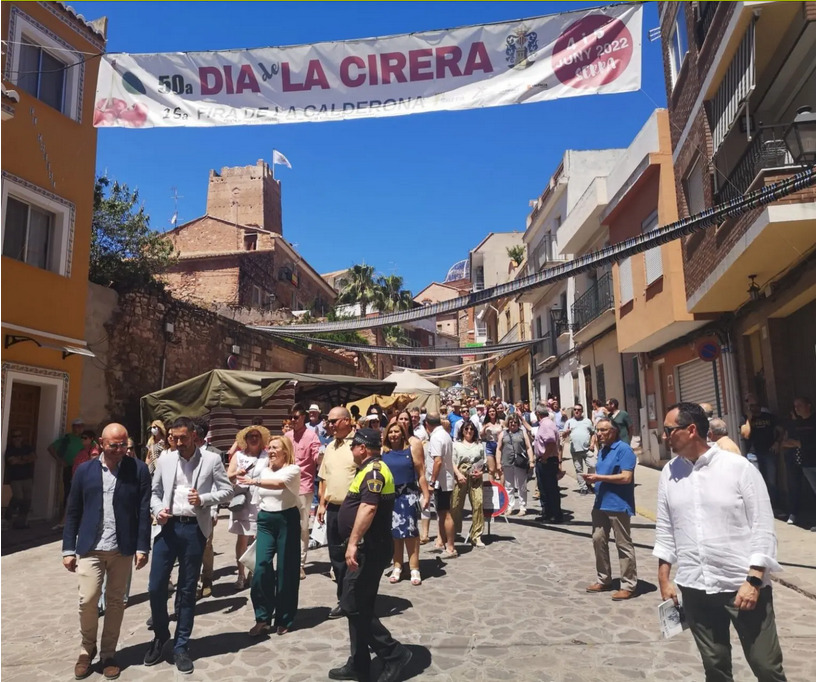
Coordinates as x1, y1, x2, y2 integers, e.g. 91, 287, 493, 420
63, 423, 151, 680
144, 415, 232, 675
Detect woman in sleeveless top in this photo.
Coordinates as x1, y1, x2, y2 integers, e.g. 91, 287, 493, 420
382, 419, 430, 586
497, 415, 534, 515
227, 425, 271, 589
480, 405, 504, 481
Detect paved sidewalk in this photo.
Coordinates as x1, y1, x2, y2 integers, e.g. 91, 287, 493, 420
2, 476, 814, 681
625, 459, 816, 601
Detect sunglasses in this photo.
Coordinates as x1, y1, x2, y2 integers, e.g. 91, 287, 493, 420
663, 425, 688, 438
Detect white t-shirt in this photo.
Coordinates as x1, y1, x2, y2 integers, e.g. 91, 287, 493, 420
429, 426, 455, 492
256, 464, 301, 512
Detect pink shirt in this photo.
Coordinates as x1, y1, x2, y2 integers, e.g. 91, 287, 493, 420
534, 418, 559, 459
285, 427, 321, 495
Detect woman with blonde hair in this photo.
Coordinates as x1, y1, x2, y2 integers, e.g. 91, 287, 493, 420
227, 424, 271, 589
145, 419, 166, 474
237, 435, 301, 636
383, 418, 430, 585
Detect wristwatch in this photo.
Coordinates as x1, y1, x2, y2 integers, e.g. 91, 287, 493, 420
746, 575, 763, 588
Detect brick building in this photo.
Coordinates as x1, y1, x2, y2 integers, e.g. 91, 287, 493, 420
162, 160, 336, 315
658, 1, 816, 429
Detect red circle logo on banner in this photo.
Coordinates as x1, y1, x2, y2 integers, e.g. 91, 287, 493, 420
552, 14, 634, 89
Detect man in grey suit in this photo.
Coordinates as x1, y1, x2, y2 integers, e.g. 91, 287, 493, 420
144, 416, 232, 674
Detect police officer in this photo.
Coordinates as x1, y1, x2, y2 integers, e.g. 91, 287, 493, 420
329, 429, 413, 682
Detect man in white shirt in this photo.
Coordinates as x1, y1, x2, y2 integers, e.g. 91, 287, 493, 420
655, 403, 786, 682
426, 412, 461, 559
410, 408, 428, 442
145, 417, 232, 675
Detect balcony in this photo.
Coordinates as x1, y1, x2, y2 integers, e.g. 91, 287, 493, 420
498, 324, 520, 346
715, 127, 794, 205
572, 271, 614, 336
532, 333, 557, 374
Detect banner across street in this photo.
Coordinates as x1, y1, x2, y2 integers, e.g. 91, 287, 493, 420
93, 3, 642, 128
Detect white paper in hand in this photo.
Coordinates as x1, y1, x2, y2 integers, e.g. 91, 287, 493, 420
658, 598, 689, 639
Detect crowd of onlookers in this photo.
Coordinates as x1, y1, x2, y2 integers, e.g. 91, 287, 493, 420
4, 387, 813, 680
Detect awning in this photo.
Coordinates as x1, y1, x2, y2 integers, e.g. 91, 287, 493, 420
2, 331, 96, 359
487, 347, 530, 377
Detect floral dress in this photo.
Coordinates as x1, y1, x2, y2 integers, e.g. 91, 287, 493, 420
382, 447, 420, 539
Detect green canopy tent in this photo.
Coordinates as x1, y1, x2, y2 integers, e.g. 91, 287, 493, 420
140, 370, 397, 449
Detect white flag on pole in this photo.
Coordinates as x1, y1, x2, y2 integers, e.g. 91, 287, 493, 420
272, 150, 292, 169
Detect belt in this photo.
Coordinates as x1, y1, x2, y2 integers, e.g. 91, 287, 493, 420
171, 515, 198, 524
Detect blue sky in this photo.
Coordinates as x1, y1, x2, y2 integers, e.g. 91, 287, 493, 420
71, 1, 668, 295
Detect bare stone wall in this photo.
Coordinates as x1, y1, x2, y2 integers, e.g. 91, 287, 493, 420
82, 285, 356, 438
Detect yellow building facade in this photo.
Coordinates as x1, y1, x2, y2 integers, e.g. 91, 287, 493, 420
1, 2, 105, 520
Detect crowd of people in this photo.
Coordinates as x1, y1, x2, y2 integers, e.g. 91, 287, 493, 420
47, 388, 815, 681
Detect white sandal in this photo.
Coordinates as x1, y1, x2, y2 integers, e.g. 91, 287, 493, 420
410, 569, 422, 586
389, 566, 402, 584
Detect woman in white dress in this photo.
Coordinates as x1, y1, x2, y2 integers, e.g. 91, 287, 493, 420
227, 424, 271, 589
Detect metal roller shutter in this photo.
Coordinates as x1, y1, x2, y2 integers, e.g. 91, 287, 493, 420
677, 359, 726, 416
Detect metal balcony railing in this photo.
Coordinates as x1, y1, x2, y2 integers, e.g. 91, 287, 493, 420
571, 271, 614, 332
715, 126, 794, 204
695, 1, 719, 49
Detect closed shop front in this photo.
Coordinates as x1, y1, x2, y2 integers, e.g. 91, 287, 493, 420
677, 358, 726, 417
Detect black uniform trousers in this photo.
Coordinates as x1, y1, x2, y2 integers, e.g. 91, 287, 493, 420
339, 534, 401, 681
326, 505, 346, 602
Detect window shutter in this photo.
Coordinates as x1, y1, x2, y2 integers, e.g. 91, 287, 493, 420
619, 258, 633, 304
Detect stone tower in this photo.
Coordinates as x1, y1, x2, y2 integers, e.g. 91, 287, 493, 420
205, 159, 283, 234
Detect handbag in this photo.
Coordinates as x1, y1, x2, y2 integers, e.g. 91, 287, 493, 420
228, 461, 255, 511
238, 540, 257, 573
513, 450, 530, 470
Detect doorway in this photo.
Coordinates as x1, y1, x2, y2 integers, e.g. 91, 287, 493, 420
2, 365, 68, 521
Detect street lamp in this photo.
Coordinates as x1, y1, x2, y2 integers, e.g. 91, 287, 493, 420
784, 105, 816, 165
747, 275, 761, 302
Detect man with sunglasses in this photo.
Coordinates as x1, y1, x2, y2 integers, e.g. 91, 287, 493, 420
317, 406, 359, 620
63, 423, 152, 680
654, 403, 786, 681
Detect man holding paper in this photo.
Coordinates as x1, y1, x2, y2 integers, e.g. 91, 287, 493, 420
654, 402, 787, 682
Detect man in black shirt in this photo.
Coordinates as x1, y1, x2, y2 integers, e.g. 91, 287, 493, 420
3, 430, 36, 528
782, 397, 816, 529
330, 428, 412, 682
741, 401, 781, 507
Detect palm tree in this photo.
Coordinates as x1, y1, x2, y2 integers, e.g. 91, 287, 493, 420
374, 274, 414, 312
337, 264, 378, 318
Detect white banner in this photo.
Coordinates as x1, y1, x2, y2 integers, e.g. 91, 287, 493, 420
94, 5, 642, 128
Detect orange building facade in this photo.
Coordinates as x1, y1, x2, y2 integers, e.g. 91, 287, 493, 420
1, 2, 105, 520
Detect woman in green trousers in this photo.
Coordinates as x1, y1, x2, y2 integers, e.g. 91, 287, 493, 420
237, 435, 301, 636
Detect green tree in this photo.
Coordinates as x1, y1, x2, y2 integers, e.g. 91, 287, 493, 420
90, 176, 176, 290
506, 244, 525, 265
336, 263, 378, 317
374, 274, 414, 312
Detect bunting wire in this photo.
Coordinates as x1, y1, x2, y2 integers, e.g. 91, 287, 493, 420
254, 166, 815, 337
258, 333, 536, 357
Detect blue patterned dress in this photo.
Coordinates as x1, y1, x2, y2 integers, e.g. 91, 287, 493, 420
382, 447, 420, 539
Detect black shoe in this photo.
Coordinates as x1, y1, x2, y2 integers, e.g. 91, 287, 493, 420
579, 489, 590, 495
173, 650, 194, 675
378, 647, 412, 682
146, 616, 153, 630
328, 604, 344, 620
98, 606, 105, 618
328, 662, 359, 680
143, 637, 168, 666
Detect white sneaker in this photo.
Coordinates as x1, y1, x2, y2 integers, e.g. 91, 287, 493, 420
787, 515, 796, 525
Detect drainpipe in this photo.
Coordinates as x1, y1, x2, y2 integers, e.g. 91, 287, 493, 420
721, 331, 742, 442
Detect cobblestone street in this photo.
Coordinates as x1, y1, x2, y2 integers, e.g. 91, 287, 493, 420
3, 470, 815, 681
